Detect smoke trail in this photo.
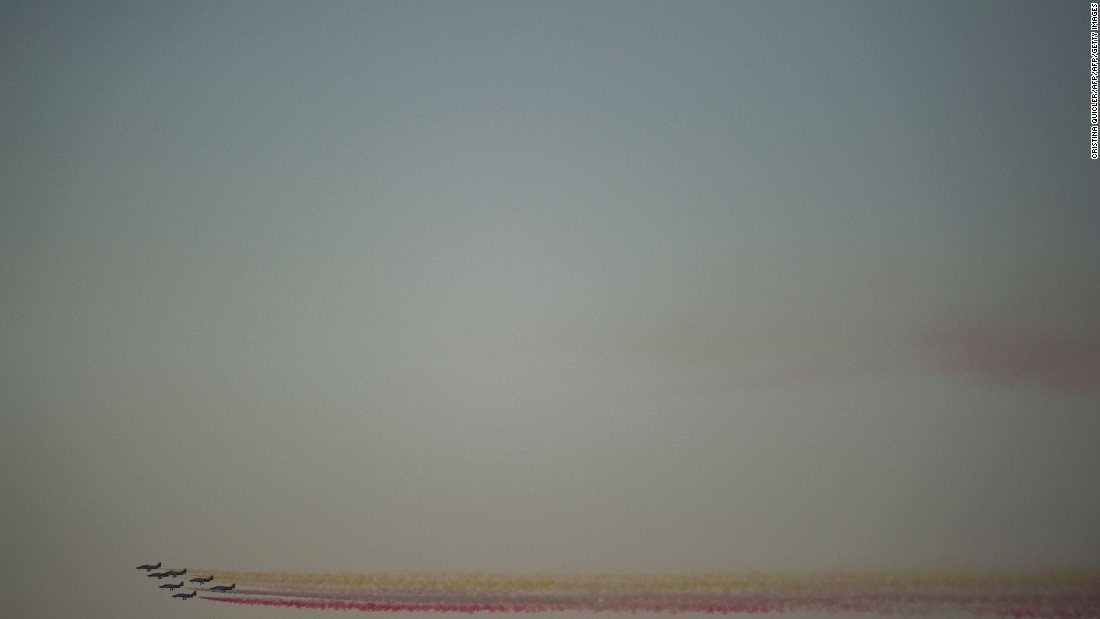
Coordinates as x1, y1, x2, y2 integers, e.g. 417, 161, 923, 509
189, 567, 1100, 591
189, 569, 1100, 618
206, 597, 573, 613
204, 592, 1100, 618
921, 328, 1100, 391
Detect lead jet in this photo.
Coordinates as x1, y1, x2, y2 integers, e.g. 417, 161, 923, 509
136, 562, 161, 571
159, 581, 185, 590
189, 575, 214, 584
173, 591, 198, 600
147, 571, 171, 579
209, 583, 236, 592
164, 568, 187, 577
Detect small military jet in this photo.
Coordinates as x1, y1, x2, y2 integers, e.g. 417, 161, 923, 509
173, 591, 198, 600
159, 581, 185, 590
136, 562, 161, 571
147, 571, 171, 579
209, 583, 236, 592
164, 568, 187, 577
189, 575, 214, 584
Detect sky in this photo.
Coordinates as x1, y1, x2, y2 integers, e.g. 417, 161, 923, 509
1, 1, 1099, 618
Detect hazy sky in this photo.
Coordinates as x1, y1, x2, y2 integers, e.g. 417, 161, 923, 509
2, 2, 1098, 618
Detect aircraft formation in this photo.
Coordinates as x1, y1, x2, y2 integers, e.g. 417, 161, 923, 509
136, 561, 235, 601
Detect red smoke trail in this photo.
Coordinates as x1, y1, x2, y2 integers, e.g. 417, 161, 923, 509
191, 569, 1100, 618
921, 328, 1100, 391
202, 593, 1100, 617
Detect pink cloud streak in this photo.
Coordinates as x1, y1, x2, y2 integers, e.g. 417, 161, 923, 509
919, 328, 1100, 391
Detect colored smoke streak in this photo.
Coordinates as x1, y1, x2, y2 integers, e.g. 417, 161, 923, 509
195, 569, 1100, 618
204, 594, 1100, 618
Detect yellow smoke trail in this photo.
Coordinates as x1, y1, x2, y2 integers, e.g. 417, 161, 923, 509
187, 567, 1100, 595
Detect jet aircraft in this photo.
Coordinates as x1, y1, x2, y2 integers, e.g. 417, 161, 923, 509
136, 562, 161, 571
173, 591, 198, 600
189, 575, 214, 584
159, 581, 185, 590
164, 568, 187, 577
147, 571, 171, 579
209, 583, 236, 592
